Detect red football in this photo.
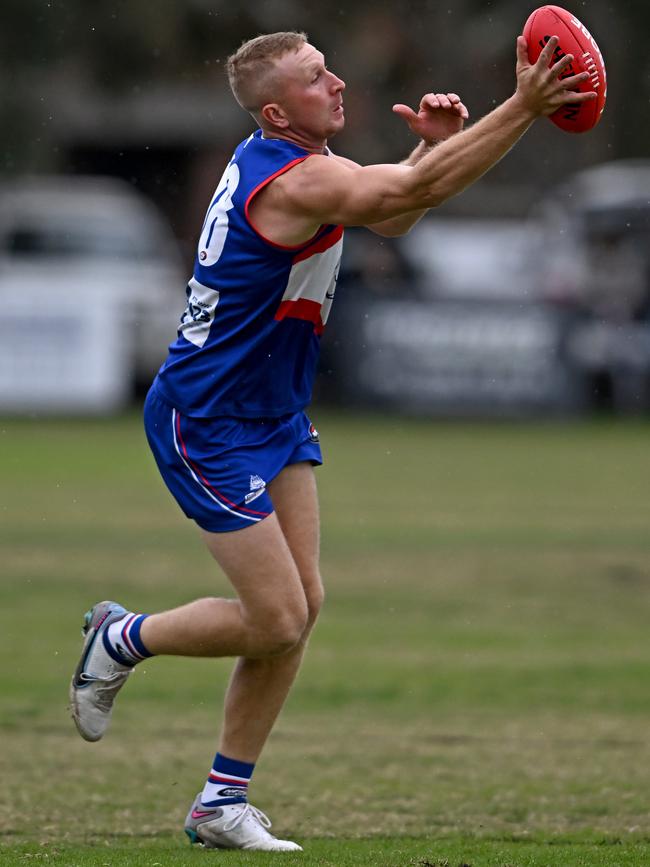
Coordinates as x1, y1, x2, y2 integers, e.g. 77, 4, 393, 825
523, 5, 607, 133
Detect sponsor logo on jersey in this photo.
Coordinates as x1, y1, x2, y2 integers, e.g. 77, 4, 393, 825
308, 423, 320, 443
179, 278, 221, 348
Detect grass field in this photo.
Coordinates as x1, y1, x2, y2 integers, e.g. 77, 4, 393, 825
1, 410, 650, 866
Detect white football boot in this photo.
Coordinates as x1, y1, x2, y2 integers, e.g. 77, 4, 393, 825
69, 600, 132, 742
184, 793, 303, 851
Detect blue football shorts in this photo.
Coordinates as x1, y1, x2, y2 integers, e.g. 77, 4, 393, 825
143, 386, 323, 533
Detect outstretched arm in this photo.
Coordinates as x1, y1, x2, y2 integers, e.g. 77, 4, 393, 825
253, 37, 596, 244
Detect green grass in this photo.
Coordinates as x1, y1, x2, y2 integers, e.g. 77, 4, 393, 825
1, 412, 650, 866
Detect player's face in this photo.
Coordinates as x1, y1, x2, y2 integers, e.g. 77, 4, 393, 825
274, 43, 346, 143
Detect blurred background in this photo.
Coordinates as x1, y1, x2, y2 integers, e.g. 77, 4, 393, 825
2, 0, 649, 416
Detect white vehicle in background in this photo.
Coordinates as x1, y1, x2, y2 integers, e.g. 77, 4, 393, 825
402, 217, 540, 301
0, 175, 185, 413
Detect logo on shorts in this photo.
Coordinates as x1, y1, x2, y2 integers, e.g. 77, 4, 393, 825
308, 423, 320, 443
244, 474, 266, 504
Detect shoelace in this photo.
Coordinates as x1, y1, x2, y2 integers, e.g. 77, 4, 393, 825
222, 803, 272, 834
80, 671, 130, 712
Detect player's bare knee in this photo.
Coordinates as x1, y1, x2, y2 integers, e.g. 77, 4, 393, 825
251, 622, 302, 657
269, 603, 309, 654
245, 596, 308, 656
304, 582, 325, 631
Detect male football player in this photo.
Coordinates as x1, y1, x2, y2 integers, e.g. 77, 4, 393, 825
70, 30, 594, 851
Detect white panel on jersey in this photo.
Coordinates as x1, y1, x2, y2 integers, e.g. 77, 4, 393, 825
179, 276, 220, 348
281, 239, 343, 326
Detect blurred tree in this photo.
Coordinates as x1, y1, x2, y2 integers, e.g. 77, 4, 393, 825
1, 0, 647, 218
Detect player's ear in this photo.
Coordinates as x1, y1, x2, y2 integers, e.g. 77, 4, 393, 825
261, 103, 289, 128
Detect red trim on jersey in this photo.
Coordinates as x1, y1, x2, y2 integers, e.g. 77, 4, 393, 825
244, 157, 323, 251
274, 298, 325, 336
175, 412, 270, 518
291, 223, 343, 265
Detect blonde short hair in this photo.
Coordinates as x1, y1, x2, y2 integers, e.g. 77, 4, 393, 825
226, 31, 308, 113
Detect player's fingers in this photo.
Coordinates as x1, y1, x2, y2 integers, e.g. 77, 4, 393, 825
516, 35, 530, 66
558, 89, 597, 103
435, 93, 452, 109
392, 103, 419, 122
538, 35, 559, 66
421, 93, 440, 110
456, 102, 469, 119
549, 52, 575, 77
446, 93, 461, 104
558, 70, 590, 89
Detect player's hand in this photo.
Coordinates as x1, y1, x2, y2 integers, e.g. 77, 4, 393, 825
514, 35, 597, 117
392, 92, 469, 144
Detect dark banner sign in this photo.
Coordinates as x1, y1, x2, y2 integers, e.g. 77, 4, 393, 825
326, 296, 588, 416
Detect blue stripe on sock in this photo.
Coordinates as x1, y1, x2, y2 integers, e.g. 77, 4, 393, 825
212, 753, 255, 780
128, 614, 153, 659
102, 627, 133, 666
201, 796, 248, 807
